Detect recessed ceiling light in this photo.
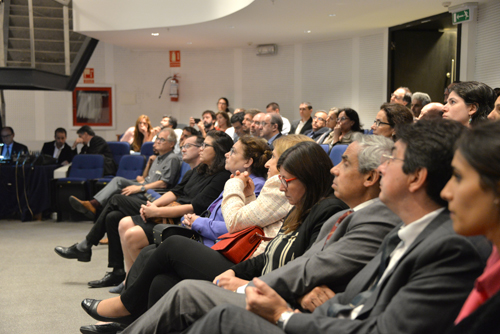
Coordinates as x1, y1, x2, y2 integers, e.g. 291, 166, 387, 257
151, 33, 159, 36
304, 30, 311, 33
229, 26, 235, 29
329, 14, 336, 17
187, 42, 192, 45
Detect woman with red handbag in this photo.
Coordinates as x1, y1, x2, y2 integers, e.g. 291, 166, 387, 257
79, 137, 348, 330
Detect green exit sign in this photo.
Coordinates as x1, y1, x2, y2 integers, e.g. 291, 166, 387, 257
452, 9, 471, 24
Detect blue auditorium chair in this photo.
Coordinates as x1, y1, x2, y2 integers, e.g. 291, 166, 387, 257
107, 141, 130, 165
329, 144, 348, 166
140, 142, 155, 160
93, 155, 146, 194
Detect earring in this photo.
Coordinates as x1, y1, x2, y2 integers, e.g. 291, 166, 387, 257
468, 116, 472, 125
494, 198, 500, 207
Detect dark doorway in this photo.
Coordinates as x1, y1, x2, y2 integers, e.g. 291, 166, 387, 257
388, 12, 461, 104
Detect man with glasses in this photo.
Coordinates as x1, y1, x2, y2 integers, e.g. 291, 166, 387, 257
390, 87, 412, 107
260, 113, 282, 148
180, 135, 203, 169
1, 126, 28, 159
305, 110, 330, 142
290, 102, 313, 135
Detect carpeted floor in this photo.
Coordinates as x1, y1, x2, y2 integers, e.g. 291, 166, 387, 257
0, 219, 116, 334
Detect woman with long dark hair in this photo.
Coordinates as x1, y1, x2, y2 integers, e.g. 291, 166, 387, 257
371, 103, 414, 141
80, 141, 348, 326
329, 107, 364, 149
441, 121, 500, 333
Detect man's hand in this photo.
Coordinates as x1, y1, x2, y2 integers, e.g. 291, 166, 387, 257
72, 137, 84, 149
213, 269, 236, 285
189, 117, 196, 127
121, 185, 142, 196
245, 278, 293, 324
136, 175, 145, 183
213, 270, 248, 291
297, 285, 336, 312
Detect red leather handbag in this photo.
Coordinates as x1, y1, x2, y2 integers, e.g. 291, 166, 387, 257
211, 226, 274, 264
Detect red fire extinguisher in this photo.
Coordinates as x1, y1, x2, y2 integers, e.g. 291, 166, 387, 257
159, 74, 180, 102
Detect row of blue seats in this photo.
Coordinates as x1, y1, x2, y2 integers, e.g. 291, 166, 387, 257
107, 141, 155, 165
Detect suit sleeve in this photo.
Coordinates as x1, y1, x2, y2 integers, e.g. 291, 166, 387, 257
285, 234, 486, 334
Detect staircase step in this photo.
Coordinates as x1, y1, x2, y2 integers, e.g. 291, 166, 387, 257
7, 49, 77, 63
10, 0, 64, 8
9, 38, 83, 52
10, 4, 72, 17
9, 26, 86, 41
9, 15, 72, 29
6, 60, 66, 75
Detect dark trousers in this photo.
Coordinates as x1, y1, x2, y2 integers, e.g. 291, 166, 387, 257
120, 235, 234, 315
85, 194, 146, 269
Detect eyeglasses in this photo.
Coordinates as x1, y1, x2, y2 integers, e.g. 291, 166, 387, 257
253, 122, 262, 126
1, 134, 12, 138
278, 175, 298, 189
382, 153, 404, 164
391, 93, 403, 101
202, 142, 214, 149
373, 120, 391, 127
338, 117, 350, 122
313, 116, 326, 122
155, 137, 167, 143
181, 143, 200, 150
229, 147, 237, 156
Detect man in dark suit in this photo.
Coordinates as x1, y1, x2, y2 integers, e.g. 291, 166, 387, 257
72, 125, 117, 175
1, 126, 28, 158
176, 120, 489, 334
290, 102, 313, 134
41, 127, 74, 165
260, 113, 283, 149
304, 110, 330, 142
110, 135, 402, 334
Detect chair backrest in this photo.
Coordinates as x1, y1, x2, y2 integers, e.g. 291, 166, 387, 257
177, 162, 192, 184
116, 155, 146, 179
140, 142, 155, 160
320, 144, 329, 153
329, 144, 348, 166
107, 141, 130, 164
69, 154, 104, 179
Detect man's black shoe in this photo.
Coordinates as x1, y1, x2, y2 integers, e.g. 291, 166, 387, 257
54, 243, 92, 262
88, 272, 126, 288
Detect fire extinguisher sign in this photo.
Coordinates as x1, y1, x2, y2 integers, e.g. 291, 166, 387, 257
169, 51, 181, 68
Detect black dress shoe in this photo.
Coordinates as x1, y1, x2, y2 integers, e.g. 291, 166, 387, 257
80, 322, 125, 334
54, 243, 92, 262
81, 299, 135, 325
88, 272, 126, 288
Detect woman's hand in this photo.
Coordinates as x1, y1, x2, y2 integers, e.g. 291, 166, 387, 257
138, 123, 149, 135
233, 171, 255, 198
141, 201, 158, 220
333, 123, 342, 142
183, 213, 199, 229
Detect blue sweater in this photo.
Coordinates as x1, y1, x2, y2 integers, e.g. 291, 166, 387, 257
190, 174, 266, 247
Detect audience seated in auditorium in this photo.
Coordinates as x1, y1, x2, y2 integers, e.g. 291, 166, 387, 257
152, 119, 489, 334
64, 128, 181, 220
290, 102, 313, 135
115, 136, 269, 290
328, 108, 364, 151
417, 102, 444, 121
304, 110, 330, 142
80, 139, 348, 330
215, 111, 235, 139
71, 125, 117, 175
410, 92, 431, 118
1, 126, 28, 158
216, 97, 232, 118
92, 134, 401, 334
230, 112, 248, 141
260, 113, 283, 148
190, 110, 216, 137
390, 86, 412, 107
266, 102, 291, 135
443, 81, 496, 127
371, 103, 414, 141
41, 127, 74, 165
442, 121, 500, 334
317, 107, 339, 145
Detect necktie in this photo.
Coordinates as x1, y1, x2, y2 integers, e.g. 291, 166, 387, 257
376, 232, 401, 283
325, 210, 354, 242
5, 145, 10, 158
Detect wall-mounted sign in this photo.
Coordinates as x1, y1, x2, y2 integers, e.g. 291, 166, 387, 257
449, 2, 477, 26
452, 9, 470, 24
83, 68, 94, 84
169, 51, 181, 67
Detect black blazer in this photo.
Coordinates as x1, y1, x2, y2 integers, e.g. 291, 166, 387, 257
41, 141, 75, 164
290, 117, 313, 135
1, 141, 28, 156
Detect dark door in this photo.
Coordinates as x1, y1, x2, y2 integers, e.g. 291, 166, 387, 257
388, 12, 460, 103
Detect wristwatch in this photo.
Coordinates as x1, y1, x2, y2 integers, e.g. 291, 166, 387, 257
276, 311, 294, 330
141, 185, 146, 192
